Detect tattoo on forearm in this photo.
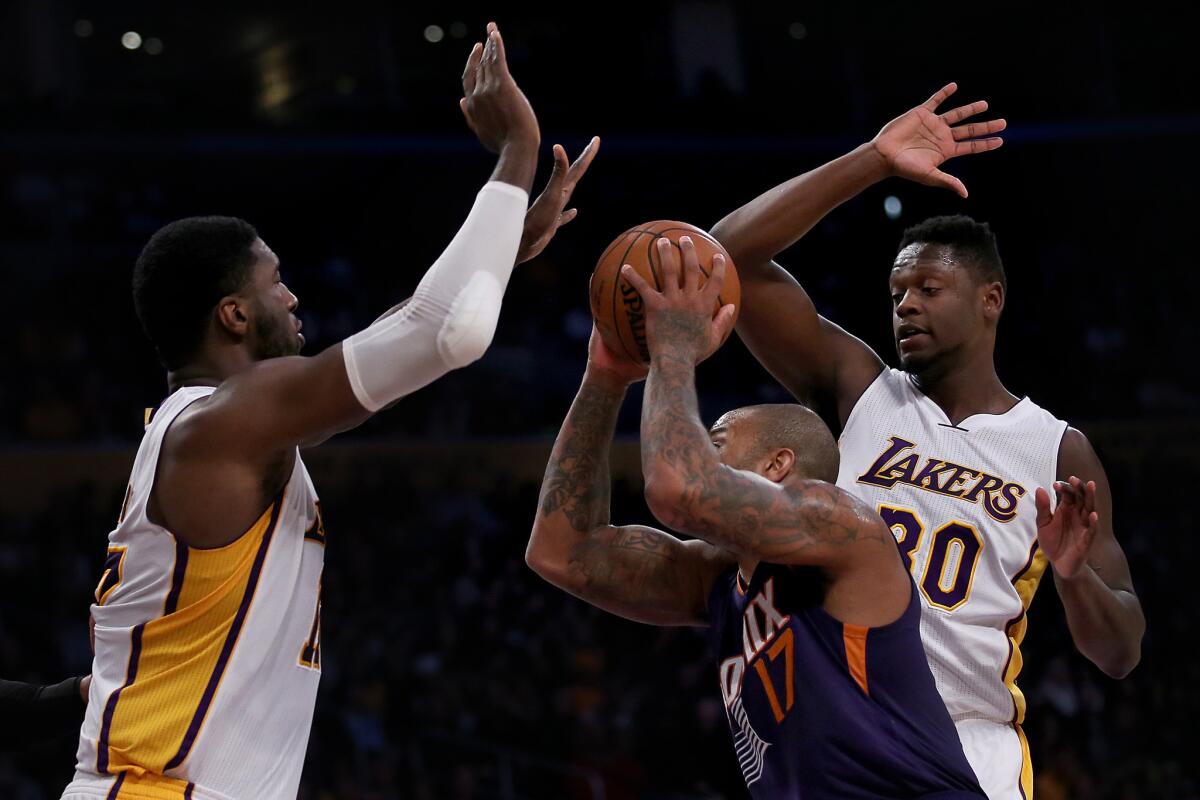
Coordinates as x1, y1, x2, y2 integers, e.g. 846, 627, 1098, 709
643, 356, 886, 561
539, 381, 622, 532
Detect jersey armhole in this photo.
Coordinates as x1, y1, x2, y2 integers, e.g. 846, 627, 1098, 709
837, 368, 891, 447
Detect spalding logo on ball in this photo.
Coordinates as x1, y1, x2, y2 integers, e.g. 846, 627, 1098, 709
590, 221, 741, 365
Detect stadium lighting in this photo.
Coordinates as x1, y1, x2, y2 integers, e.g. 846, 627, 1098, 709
424, 25, 445, 43
789, 22, 807, 40
74, 20, 93, 38
884, 196, 903, 219
121, 31, 143, 50
144, 37, 164, 55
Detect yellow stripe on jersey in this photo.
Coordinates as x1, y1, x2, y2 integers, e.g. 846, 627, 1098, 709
99, 496, 282, 777
1014, 723, 1034, 798
1003, 547, 1049, 725
107, 771, 194, 799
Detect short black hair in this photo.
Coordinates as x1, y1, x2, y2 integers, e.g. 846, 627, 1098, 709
132, 216, 260, 369
734, 404, 840, 483
898, 214, 1006, 291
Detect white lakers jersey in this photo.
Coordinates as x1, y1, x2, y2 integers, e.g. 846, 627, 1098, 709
65, 386, 326, 800
837, 369, 1067, 729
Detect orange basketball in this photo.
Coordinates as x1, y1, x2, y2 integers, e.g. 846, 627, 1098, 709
589, 220, 740, 366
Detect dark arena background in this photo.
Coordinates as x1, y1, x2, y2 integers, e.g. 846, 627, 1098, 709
2, 2, 1197, 798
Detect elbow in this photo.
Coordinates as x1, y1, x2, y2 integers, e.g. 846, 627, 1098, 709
1101, 630, 1145, 680
1098, 646, 1141, 680
643, 472, 691, 532
524, 534, 575, 592
435, 272, 503, 368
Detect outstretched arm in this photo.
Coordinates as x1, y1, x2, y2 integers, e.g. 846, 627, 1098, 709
191, 24, 576, 453
709, 83, 1005, 425
527, 331, 732, 627
1037, 430, 1145, 678
624, 238, 893, 568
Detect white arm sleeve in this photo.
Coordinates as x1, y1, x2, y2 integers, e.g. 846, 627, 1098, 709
341, 181, 528, 412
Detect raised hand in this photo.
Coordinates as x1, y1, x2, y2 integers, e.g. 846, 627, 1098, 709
460, 22, 540, 154
872, 82, 1006, 198
620, 236, 737, 366
1036, 476, 1099, 580
517, 137, 601, 264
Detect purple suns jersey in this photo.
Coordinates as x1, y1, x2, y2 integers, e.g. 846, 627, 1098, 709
708, 562, 984, 799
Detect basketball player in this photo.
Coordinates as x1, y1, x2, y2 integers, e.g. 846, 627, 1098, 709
528, 237, 985, 798
63, 23, 599, 800
707, 84, 1145, 797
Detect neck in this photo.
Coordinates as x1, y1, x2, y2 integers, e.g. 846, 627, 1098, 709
738, 556, 760, 584
167, 350, 254, 393
909, 346, 1018, 426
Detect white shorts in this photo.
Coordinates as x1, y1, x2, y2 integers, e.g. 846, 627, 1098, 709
954, 717, 1033, 799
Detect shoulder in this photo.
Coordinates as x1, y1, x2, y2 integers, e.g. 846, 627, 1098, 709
1056, 426, 1107, 482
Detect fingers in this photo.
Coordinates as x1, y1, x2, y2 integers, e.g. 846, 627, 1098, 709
656, 237, 682, 294
679, 236, 703, 293
488, 22, 510, 76
940, 99, 989, 125
712, 303, 737, 346
922, 82, 958, 111
620, 264, 658, 302
479, 27, 497, 86
928, 168, 968, 199
558, 208, 578, 226
1084, 479, 1097, 516
565, 136, 601, 189
702, 253, 728, 306
1034, 487, 1054, 528
951, 118, 1007, 141
954, 137, 1004, 157
462, 41, 483, 95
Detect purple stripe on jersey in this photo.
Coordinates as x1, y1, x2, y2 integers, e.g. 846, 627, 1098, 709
184, 781, 195, 799
164, 495, 283, 771
105, 772, 126, 799
164, 540, 190, 615
1001, 541, 1041, 723
97, 623, 146, 774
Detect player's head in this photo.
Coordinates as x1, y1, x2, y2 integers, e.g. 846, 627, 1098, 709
891, 215, 1005, 381
133, 216, 304, 371
709, 404, 839, 485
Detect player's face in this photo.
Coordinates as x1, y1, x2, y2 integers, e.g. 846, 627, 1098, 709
889, 244, 984, 378
709, 412, 757, 472
246, 239, 304, 360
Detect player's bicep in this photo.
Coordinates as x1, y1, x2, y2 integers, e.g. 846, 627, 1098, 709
1058, 428, 1136, 595
558, 524, 732, 627
735, 261, 881, 417
196, 344, 370, 457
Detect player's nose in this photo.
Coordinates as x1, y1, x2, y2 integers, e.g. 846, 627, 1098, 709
283, 283, 299, 312
895, 290, 920, 317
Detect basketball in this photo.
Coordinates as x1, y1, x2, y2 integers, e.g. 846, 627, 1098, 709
589, 220, 741, 365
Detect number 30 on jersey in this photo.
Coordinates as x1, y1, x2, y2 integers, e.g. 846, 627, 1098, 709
878, 505, 983, 611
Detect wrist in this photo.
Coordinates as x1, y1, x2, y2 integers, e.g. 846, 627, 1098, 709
491, 139, 540, 194
583, 365, 634, 393
1052, 560, 1093, 585
858, 140, 895, 181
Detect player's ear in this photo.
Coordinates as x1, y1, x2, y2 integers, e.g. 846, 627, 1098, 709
981, 280, 1004, 322
215, 295, 251, 338
764, 448, 796, 483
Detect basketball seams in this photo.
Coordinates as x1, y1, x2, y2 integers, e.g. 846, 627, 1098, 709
594, 221, 740, 364
610, 231, 649, 363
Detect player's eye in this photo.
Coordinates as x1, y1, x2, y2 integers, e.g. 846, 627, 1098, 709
922, 286, 940, 296
891, 293, 903, 304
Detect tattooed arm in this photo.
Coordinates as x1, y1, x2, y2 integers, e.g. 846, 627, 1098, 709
624, 236, 893, 570
526, 332, 733, 627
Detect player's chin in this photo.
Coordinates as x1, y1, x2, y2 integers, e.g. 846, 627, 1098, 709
897, 348, 936, 373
